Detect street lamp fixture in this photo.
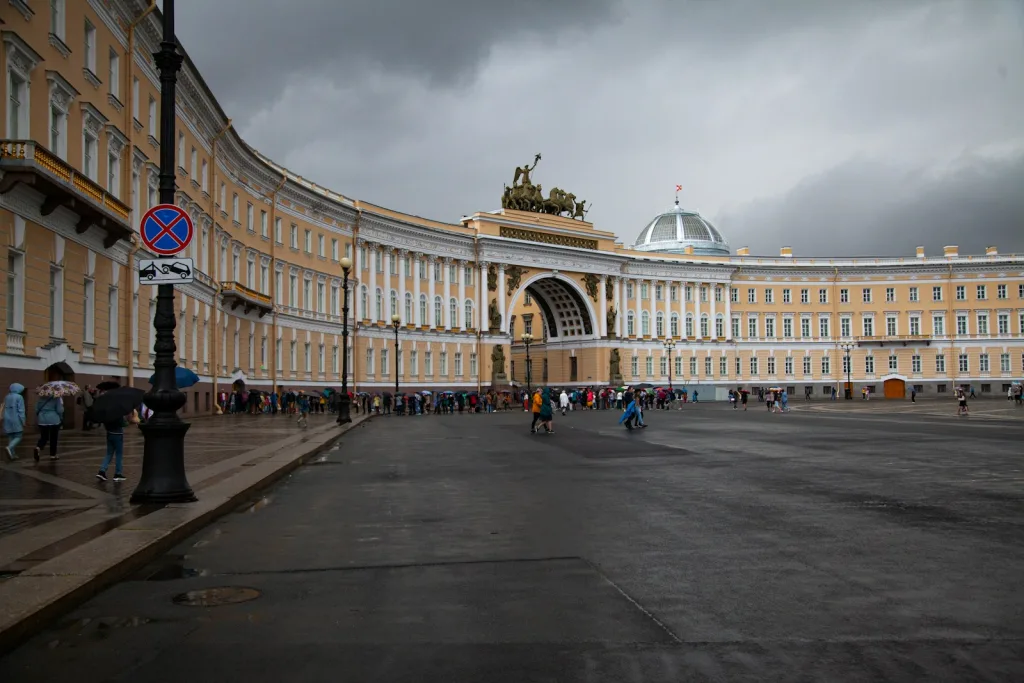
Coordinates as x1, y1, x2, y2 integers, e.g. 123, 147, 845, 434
337, 256, 352, 424
391, 314, 401, 401
663, 339, 676, 394
521, 332, 534, 395
840, 342, 857, 400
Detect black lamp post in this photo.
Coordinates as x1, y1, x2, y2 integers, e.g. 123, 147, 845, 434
336, 256, 352, 424
131, 0, 195, 504
522, 332, 534, 395
664, 339, 676, 396
391, 314, 401, 401
841, 342, 856, 400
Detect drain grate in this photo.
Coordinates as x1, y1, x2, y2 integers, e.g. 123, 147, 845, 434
172, 586, 261, 607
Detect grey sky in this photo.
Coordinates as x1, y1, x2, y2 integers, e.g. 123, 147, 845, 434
176, 0, 1024, 257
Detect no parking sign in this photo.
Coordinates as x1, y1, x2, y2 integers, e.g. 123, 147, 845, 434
140, 204, 194, 256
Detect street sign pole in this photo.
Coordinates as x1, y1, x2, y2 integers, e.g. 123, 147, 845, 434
131, 0, 195, 504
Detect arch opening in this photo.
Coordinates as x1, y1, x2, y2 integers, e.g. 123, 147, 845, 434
507, 274, 597, 341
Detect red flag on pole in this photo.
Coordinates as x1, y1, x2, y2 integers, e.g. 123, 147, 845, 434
675, 184, 682, 192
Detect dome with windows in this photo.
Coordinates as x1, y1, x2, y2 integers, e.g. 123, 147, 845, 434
632, 201, 730, 256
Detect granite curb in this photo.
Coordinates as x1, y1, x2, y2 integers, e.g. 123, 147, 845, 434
0, 414, 373, 655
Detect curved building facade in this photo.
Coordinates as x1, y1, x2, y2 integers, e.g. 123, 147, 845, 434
0, 0, 1022, 424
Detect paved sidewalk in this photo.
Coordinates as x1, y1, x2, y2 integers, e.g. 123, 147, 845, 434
0, 413, 357, 573
789, 396, 1024, 421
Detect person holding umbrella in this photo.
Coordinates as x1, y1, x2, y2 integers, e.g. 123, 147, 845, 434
89, 387, 144, 481
34, 393, 65, 461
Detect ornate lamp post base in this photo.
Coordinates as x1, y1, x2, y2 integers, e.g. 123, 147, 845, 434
132, 419, 194, 503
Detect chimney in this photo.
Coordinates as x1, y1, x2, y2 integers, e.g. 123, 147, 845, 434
780, 246, 793, 258
943, 245, 958, 257
736, 247, 750, 256
915, 246, 925, 258
986, 246, 998, 256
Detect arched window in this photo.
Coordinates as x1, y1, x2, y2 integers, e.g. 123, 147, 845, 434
641, 311, 650, 336
685, 313, 694, 337
418, 294, 427, 325
465, 299, 474, 329
715, 313, 724, 338
700, 313, 709, 337
390, 290, 398, 318
433, 296, 442, 327
626, 311, 635, 336
360, 286, 367, 320
404, 293, 412, 323
655, 312, 664, 338
375, 288, 382, 320
670, 313, 679, 337
449, 297, 458, 327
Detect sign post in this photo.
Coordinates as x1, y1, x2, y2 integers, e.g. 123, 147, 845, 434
131, 0, 196, 505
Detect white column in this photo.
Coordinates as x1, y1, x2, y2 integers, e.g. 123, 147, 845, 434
478, 262, 489, 330
427, 257, 437, 328
679, 280, 687, 336
693, 281, 701, 339
710, 282, 717, 338
646, 280, 655, 337
497, 263, 506, 334
599, 275, 607, 337
614, 277, 623, 337
457, 260, 466, 331
368, 244, 378, 324
662, 280, 671, 339
354, 241, 363, 320
399, 250, 408, 326
443, 258, 453, 331
725, 281, 732, 340
413, 253, 422, 327
383, 247, 392, 320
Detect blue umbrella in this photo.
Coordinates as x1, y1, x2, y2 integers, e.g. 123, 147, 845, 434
148, 366, 200, 389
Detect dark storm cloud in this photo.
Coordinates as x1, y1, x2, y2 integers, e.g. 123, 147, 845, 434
176, 0, 622, 111
717, 151, 1024, 257
174, 1, 1024, 257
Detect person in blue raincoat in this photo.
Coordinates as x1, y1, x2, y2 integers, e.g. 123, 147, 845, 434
3, 383, 26, 460
618, 387, 647, 430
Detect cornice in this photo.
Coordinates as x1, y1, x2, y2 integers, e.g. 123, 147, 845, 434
359, 216, 475, 259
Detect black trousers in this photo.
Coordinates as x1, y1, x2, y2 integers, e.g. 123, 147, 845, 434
36, 425, 60, 457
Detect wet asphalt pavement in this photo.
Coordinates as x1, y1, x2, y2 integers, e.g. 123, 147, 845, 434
2, 403, 1024, 682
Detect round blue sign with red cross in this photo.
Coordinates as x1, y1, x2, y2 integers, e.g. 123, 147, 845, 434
140, 204, 194, 256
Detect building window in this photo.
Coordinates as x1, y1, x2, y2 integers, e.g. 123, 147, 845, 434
956, 314, 968, 336
626, 311, 635, 336
331, 239, 339, 261
889, 354, 898, 371
785, 357, 794, 374
885, 287, 895, 303
818, 288, 828, 304
6, 250, 24, 331
997, 284, 1007, 299
747, 288, 756, 303
470, 352, 477, 377
979, 353, 990, 373
783, 317, 792, 338
108, 49, 120, 99
82, 129, 98, 181
803, 356, 811, 375
670, 285, 678, 302
886, 315, 897, 336
958, 353, 969, 373
439, 351, 448, 376
304, 230, 312, 253
840, 288, 849, 303
424, 351, 432, 375
454, 352, 463, 376
640, 283, 648, 300
839, 316, 850, 338
750, 356, 759, 375
626, 282, 634, 299
464, 300, 473, 328
50, 0, 66, 38
1000, 353, 1010, 373
862, 288, 872, 303
655, 284, 663, 301
731, 318, 740, 338
84, 20, 97, 73
641, 310, 650, 336
232, 194, 239, 222
865, 355, 874, 375
290, 224, 298, 248
148, 96, 157, 135
911, 354, 921, 373
433, 296, 442, 326
936, 354, 945, 373
670, 313, 679, 337
730, 287, 738, 303
976, 285, 987, 300
819, 317, 830, 338
655, 312, 664, 337
190, 146, 198, 178
765, 317, 775, 338
380, 348, 388, 375
630, 356, 638, 377
246, 202, 254, 232
782, 288, 791, 304
720, 356, 728, 376
106, 148, 119, 197
645, 356, 653, 376
843, 355, 851, 375
764, 288, 774, 304
746, 317, 756, 339
909, 286, 918, 302
201, 159, 208, 192
932, 286, 942, 302
861, 317, 873, 337
715, 316, 723, 338
715, 286, 723, 303
49, 267, 64, 337
177, 132, 185, 168
977, 313, 989, 335
956, 285, 965, 301
365, 348, 374, 375
998, 313, 1009, 335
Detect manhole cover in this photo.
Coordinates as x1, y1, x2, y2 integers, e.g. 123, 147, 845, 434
172, 586, 261, 607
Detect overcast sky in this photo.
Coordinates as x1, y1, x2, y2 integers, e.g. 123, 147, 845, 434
176, 0, 1024, 258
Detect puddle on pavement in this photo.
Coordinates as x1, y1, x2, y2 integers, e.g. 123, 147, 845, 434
240, 496, 272, 513
133, 553, 207, 581
172, 586, 261, 607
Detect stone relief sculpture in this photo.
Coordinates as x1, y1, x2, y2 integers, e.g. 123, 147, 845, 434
501, 153, 588, 220
609, 349, 623, 382
607, 305, 617, 335
488, 298, 501, 331
487, 264, 498, 292
582, 273, 599, 301
506, 265, 525, 297
605, 277, 615, 301
491, 344, 507, 381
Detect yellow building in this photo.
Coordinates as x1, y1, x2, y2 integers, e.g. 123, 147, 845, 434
0, 1, 1022, 426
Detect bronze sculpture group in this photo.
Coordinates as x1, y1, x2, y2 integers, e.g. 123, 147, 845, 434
501, 153, 588, 220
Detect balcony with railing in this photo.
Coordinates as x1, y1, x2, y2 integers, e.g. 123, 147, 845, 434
220, 281, 273, 317
0, 140, 133, 247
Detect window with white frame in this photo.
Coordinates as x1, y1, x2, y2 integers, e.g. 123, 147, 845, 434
106, 146, 119, 197
735, 356, 742, 375
290, 224, 298, 248
979, 353, 990, 373
201, 159, 208, 192
997, 284, 1007, 299
641, 310, 650, 336
976, 285, 987, 300
864, 355, 874, 374
998, 313, 1009, 334
767, 357, 776, 375
935, 354, 945, 373
82, 126, 98, 181
783, 317, 792, 338
933, 314, 945, 336
977, 313, 989, 335
958, 353, 968, 373
705, 356, 713, 376
909, 286, 919, 302
670, 313, 679, 337
433, 296, 442, 326
715, 286, 722, 303
50, 0, 67, 39
885, 287, 895, 303
861, 316, 873, 337
715, 316, 724, 338
131, 76, 139, 119
765, 316, 775, 338
630, 356, 638, 377
304, 230, 312, 253
107, 284, 118, 348
465, 300, 473, 328
177, 132, 185, 168
6, 249, 25, 331
626, 282, 634, 299
8, 65, 31, 139
747, 288, 756, 303
821, 355, 831, 374
784, 356, 793, 374
646, 356, 653, 376
933, 286, 943, 301
84, 20, 97, 73
409, 350, 418, 375
1000, 353, 1010, 373
454, 352, 463, 376
732, 317, 740, 338
840, 288, 849, 303
439, 351, 448, 376
108, 49, 119, 99
912, 354, 921, 373
730, 287, 738, 303
470, 352, 477, 376
819, 316, 830, 338
843, 354, 851, 374
886, 315, 897, 336
655, 284, 663, 301
464, 266, 473, 285
747, 317, 757, 338
889, 353, 898, 371
909, 315, 920, 335
626, 311, 634, 336
782, 288, 791, 304
764, 288, 774, 304
819, 288, 828, 304
750, 356, 759, 375
655, 312, 664, 337
956, 314, 968, 335
862, 288, 872, 303
803, 356, 811, 375
640, 283, 648, 300
956, 285, 965, 301
689, 357, 696, 375
148, 96, 157, 135
800, 288, 809, 304
720, 356, 728, 376
839, 316, 850, 337
232, 193, 239, 222
190, 147, 197, 178
380, 348, 388, 375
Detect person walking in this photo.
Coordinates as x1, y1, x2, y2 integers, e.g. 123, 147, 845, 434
539, 387, 555, 433
559, 390, 569, 416
530, 388, 542, 433
3, 383, 26, 460
911, 387, 917, 403
95, 413, 127, 482
34, 395, 64, 462
297, 393, 311, 428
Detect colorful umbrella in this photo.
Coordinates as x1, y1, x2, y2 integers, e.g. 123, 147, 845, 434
36, 381, 80, 398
